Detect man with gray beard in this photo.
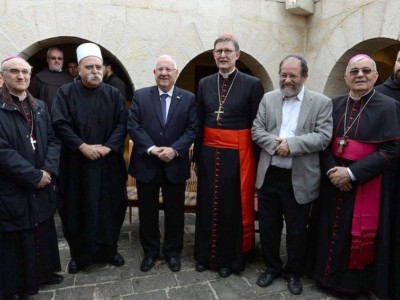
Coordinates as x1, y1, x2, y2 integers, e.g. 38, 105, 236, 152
52, 43, 128, 274
251, 54, 332, 295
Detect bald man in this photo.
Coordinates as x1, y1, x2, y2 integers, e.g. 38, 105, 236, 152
0, 56, 62, 299
315, 54, 400, 299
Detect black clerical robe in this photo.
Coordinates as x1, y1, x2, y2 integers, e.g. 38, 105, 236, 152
29, 68, 73, 108
0, 86, 61, 297
316, 90, 400, 299
194, 70, 264, 272
52, 81, 127, 267
375, 77, 400, 300
104, 74, 127, 99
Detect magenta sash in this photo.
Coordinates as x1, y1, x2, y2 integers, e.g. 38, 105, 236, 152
332, 137, 381, 269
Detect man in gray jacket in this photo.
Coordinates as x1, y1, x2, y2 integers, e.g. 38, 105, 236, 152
252, 54, 332, 295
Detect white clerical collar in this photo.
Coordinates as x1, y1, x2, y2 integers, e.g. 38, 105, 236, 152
349, 89, 373, 101
219, 68, 237, 79
9, 90, 27, 101
158, 86, 174, 98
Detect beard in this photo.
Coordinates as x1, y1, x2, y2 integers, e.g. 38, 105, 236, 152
394, 69, 400, 84
280, 83, 302, 98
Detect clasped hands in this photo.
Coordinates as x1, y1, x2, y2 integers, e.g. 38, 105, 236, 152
328, 166, 352, 192
150, 146, 176, 163
274, 137, 290, 157
37, 170, 52, 189
79, 143, 111, 160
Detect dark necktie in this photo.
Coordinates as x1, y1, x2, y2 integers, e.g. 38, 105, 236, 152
160, 93, 168, 125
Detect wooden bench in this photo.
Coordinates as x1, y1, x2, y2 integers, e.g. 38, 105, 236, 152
126, 140, 197, 224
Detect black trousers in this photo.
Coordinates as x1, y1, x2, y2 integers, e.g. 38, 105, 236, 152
137, 167, 185, 259
258, 165, 312, 277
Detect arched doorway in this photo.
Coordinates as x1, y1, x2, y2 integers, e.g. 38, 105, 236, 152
22, 36, 135, 101
323, 38, 400, 98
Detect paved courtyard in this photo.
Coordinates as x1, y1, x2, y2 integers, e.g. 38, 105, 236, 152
35, 209, 355, 300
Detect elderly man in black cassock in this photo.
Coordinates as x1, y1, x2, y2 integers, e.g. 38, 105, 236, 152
193, 34, 264, 278
52, 43, 128, 274
29, 47, 73, 108
315, 54, 400, 299
0, 55, 63, 299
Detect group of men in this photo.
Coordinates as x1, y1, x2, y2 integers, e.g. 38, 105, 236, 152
0, 35, 399, 300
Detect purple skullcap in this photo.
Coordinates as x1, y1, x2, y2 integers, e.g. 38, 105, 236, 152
347, 54, 373, 66
1, 55, 26, 65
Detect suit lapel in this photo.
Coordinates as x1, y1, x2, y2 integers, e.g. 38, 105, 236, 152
275, 92, 283, 133
150, 87, 164, 126
295, 89, 312, 133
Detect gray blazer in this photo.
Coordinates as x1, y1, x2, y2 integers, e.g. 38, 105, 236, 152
252, 88, 333, 204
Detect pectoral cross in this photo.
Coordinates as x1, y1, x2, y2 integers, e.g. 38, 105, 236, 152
30, 135, 36, 151
337, 137, 347, 154
214, 104, 224, 121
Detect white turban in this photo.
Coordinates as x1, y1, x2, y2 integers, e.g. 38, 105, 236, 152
76, 43, 103, 63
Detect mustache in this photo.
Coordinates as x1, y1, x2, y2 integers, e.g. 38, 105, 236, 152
88, 73, 103, 81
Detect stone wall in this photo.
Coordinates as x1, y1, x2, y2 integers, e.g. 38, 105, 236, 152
0, 0, 399, 97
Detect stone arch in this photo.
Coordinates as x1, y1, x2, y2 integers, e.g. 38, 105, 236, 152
308, 0, 400, 98
323, 38, 400, 98
19, 36, 135, 100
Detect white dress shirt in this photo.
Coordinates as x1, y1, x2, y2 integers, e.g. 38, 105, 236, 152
271, 86, 305, 169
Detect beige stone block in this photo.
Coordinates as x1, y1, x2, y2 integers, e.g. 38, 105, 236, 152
341, 9, 363, 51
126, 7, 182, 45
261, 1, 293, 23
185, 15, 220, 51
150, 0, 197, 12
231, 0, 261, 21
363, 1, 385, 40
174, 22, 205, 59
118, 38, 150, 67
320, 0, 344, 19
218, 19, 234, 37
381, 0, 400, 39
198, 0, 230, 17
0, 10, 37, 52
326, 26, 349, 61
310, 43, 339, 93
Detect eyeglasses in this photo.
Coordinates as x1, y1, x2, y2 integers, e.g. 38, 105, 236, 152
348, 68, 373, 76
2, 68, 31, 75
50, 56, 63, 61
156, 68, 176, 73
279, 73, 300, 80
213, 49, 236, 56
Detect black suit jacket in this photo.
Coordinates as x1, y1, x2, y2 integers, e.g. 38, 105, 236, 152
128, 85, 198, 183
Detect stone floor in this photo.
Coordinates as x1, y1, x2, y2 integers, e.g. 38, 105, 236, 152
35, 210, 357, 300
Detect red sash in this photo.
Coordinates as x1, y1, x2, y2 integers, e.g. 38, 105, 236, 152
203, 127, 255, 252
332, 137, 381, 269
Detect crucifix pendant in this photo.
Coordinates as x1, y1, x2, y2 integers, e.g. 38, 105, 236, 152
214, 104, 224, 121
30, 135, 36, 151
337, 137, 347, 153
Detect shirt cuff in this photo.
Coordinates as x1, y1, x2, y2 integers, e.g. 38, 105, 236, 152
347, 167, 357, 181
147, 146, 155, 155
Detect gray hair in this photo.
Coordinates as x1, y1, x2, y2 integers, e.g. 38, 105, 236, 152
155, 55, 178, 69
214, 35, 240, 51
279, 54, 308, 77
